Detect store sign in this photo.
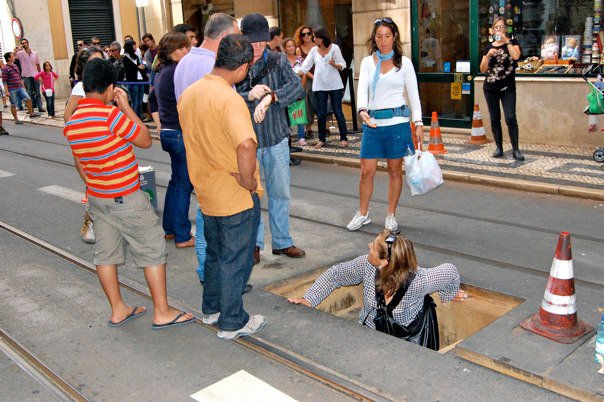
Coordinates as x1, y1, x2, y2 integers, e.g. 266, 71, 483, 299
11, 18, 23, 39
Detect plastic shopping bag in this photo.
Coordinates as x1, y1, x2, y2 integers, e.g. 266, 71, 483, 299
404, 150, 444, 196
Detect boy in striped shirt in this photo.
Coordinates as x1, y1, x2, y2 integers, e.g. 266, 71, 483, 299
64, 59, 194, 330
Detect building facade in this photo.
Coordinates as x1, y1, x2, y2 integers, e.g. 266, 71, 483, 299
2, 0, 599, 147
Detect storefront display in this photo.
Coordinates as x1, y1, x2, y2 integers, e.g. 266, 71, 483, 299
479, 0, 602, 74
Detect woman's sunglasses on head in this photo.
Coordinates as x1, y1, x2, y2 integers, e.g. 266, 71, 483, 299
384, 230, 401, 261
374, 17, 394, 26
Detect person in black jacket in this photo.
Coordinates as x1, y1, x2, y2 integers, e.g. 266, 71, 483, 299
122, 40, 147, 118
69, 39, 86, 87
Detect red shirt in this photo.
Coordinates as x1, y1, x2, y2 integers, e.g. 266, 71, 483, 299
63, 98, 142, 198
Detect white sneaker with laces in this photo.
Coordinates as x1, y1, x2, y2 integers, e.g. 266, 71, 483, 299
347, 211, 371, 231
217, 315, 267, 340
385, 214, 398, 231
202, 312, 220, 325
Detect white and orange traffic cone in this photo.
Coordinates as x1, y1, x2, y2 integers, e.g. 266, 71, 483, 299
427, 111, 447, 155
466, 104, 491, 145
520, 232, 595, 344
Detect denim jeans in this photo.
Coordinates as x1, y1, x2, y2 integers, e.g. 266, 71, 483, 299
202, 194, 260, 331
195, 205, 207, 281
315, 89, 348, 143
297, 124, 305, 140
23, 77, 43, 111
128, 83, 144, 118
483, 89, 520, 151
256, 138, 294, 250
160, 129, 193, 243
43, 94, 55, 116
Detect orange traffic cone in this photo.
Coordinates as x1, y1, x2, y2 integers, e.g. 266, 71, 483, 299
427, 111, 447, 154
466, 104, 491, 145
520, 232, 595, 344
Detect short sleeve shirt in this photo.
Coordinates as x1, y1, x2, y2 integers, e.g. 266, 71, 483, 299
2, 64, 23, 90
178, 74, 263, 217
63, 98, 142, 198
483, 39, 520, 91
15, 50, 40, 77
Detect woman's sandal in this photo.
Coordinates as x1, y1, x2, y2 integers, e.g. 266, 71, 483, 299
314, 141, 325, 149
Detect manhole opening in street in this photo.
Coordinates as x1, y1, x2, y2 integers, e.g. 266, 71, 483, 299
266, 268, 524, 353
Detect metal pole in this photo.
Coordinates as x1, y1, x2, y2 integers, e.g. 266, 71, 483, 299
348, 67, 362, 133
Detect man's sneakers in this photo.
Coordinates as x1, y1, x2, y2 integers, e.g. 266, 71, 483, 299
347, 211, 371, 231
385, 214, 398, 231
217, 315, 267, 340
202, 312, 220, 325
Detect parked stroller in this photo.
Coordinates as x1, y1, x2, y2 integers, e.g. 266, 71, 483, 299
582, 68, 604, 163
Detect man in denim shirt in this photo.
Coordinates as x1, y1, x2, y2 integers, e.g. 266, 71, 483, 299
237, 14, 306, 264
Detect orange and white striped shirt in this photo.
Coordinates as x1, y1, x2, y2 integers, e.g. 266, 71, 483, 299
63, 98, 142, 198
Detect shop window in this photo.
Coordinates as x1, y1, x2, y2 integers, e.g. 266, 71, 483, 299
479, 0, 599, 74
182, 0, 234, 42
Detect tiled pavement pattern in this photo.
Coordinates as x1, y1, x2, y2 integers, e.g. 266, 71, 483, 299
291, 130, 604, 190
2, 103, 602, 190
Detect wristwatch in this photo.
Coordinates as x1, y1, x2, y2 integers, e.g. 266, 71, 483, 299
414, 120, 424, 127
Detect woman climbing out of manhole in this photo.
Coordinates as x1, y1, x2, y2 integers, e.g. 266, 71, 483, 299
288, 230, 468, 350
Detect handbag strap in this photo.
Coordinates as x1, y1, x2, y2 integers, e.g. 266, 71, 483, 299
374, 269, 416, 314
250, 51, 278, 87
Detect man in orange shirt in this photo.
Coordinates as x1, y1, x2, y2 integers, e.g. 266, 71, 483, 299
178, 35, 266, 340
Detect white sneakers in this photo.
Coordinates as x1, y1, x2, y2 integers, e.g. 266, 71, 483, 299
385, 214, 398, 231
217, 315, 267, 340
346, 211, 398, 231
202, 312, 220, 325
347, 211, 371, 231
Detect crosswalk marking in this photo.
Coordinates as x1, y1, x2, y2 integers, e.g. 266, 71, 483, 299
38, 185, 84, 204
190, 370, 297, 402
0, 169, 15, 178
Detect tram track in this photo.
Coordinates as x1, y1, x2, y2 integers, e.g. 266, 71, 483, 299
0, 220, 385, 402
1, 139, 603, 245
0, 327, 87, 401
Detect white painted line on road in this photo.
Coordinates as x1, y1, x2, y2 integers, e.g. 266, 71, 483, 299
38, 185, 84, 204
190, 370, 297, 402
0, 169, 15, 178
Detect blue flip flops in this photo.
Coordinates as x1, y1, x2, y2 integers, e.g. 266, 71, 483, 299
151, 312, 196, 330
108, 306, 147, 327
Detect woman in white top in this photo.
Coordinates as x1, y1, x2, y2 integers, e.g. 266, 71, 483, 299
347, 18, 424, 233
300, 27, 348, 149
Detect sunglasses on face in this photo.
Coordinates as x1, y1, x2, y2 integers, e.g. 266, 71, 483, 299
384, 230, 401, 261
301, 31, 312, 37
374, 17, 394, 26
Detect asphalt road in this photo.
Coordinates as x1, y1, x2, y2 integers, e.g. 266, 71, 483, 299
2, 122, 601, 400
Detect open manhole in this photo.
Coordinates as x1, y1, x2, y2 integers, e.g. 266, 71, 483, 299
265, 268, 523, 353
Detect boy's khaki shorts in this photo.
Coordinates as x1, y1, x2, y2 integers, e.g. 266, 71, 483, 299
88, 189, 167, 267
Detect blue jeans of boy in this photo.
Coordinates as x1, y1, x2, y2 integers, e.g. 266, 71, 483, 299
202, 194, 260, 331
256, 138, 294, 250
160, 129, 193, 243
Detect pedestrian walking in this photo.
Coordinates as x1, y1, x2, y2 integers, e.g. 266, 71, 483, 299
2, 52, 40, 124
294, 25, 316, 139
299, 27, 348, 149
15, 38, 45, 113
178, 35, 266, 339
236, 13, 306, 264
154, 32, 194, 249
173, 13, 243, 291
34, 61, 58, 118
348, 17, 423, 232
122, 40, 147, 119
64, 58, 195, 329
289, 230, 466, 350
479, 16, 524, 161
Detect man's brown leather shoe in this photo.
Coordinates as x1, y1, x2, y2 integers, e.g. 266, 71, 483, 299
253, 246, 260, 265
272, 246, 305, 258
175, 237, 195, 248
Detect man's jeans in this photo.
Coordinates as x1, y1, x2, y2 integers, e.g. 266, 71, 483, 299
202, 194, 260, 331
23, 77, 43, 111
256, 138, 294, 250
195, 205, 207, 282
160, 129, 193, 243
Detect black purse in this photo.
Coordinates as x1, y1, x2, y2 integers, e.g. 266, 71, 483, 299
369, 272, 440, 351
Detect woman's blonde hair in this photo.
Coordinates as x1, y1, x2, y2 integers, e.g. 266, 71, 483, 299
491, 16, 505, 31
374, 230, 418, 297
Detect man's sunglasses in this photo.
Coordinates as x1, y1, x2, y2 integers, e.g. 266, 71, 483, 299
384, 230, 401, 261
374, 17, 394, 26
301, 31, 312, 37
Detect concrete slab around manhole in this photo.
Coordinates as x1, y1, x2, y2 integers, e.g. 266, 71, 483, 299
264, 267, 523, 353
456, 294, 602, 401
